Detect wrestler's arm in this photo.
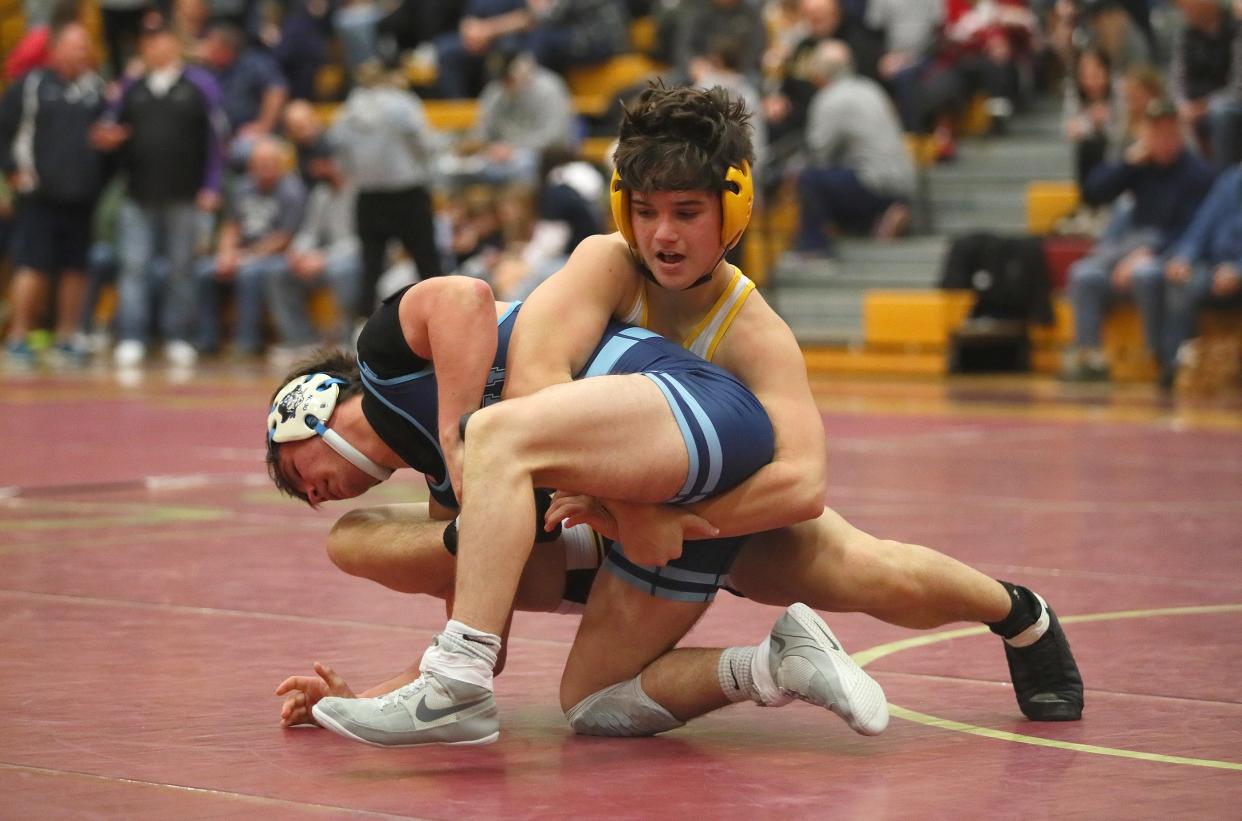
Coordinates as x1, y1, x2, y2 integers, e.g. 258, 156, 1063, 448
502, 234, 636, 397
399, 276, 498, 498
681, 302, 827, 535
586, 302, 825, 540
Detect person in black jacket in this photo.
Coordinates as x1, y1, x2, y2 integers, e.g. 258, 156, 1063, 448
98, 13, 228, 369
0, 21, 109, 367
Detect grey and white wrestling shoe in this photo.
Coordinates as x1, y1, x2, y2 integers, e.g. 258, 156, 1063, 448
768, 603, 889, 736
312, 670, 499, 747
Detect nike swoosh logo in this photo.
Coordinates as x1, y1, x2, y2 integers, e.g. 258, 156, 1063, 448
812, 621, 841, 651
415, 694, 491, 723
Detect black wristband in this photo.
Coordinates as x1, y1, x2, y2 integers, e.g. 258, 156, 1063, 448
442, 518, 459, 556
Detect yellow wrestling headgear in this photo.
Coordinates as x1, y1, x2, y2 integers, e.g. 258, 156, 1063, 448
610, 160, 754, 252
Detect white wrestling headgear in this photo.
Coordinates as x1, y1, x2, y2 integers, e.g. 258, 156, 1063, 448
267, 373, 394, 482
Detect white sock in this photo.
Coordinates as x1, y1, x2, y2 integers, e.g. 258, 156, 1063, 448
420, 619, 500, 690
751, 635, 794, 707
718, 646, 758, 703
719, 640, 793, 707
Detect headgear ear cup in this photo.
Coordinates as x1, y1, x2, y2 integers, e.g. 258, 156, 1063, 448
610, 168, 634, 247
720, 161, 753, 250
611, 162, 754, 251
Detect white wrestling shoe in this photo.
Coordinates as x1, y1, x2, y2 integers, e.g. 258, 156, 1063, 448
768, 603, 889, 736
312, 670, 499, 747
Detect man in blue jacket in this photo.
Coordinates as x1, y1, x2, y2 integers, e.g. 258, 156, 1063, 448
1063, 98, 1216, 382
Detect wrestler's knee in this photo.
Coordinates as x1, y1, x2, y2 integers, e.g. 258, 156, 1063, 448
563, 676, 685, 737
326, 508, 376, 575
463, 402, 536, 464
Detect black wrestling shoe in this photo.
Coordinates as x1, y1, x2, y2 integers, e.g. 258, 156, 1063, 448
1003, 591, 1084, 721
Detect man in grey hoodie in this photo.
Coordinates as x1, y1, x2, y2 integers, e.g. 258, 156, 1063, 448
328, 63, 445, 327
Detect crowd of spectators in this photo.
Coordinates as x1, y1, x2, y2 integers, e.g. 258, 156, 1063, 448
0, 0, 1239, 388
1056, 0, 1242, 388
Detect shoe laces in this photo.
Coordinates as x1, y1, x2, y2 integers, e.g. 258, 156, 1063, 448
377, 676, 427, 708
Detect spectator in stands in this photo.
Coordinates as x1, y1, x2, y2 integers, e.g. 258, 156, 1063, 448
98, 0, 155, 79
1063, 99, 1216, 382
785, 40, 916, 262
432, 0, 531, 98
868, 0, 967, 159
526, 0, 631, 73
374, 0, 464, 70
1075, 0, 1153, 74
172, 0, 212, 55
457, 48, 576, 185
333, 0, 386, 74
0, 21, 109, 367
762, 0, 883, 165
671, 0, 768, 83
208, 0, 260, 33
1064, 47, 1119, 189
1133, 160, 1242, 388
446, 185, 506, 276
194, 135, 306, 357
692, 32, 768, 178
103, 13, 227, 369
491, 144, 604, 299
199, 21, 289, 141
266, 0, 333, 102
268, 149, 361, 353
281, 99, 335, 187
1117, 63, 1166, 149
1169, 0, 1242, 168
327, 61, 444, 324
945, 0, 1040, 129
5, 0, 82, 82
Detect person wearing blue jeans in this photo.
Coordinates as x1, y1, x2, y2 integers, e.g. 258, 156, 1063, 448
1065, 222, 1166, 380
1062, 98, 1216, 382
196, 252, 284, 355
268, 181, 362, 349
794, 166, 905, 252
1130, 163, 1242, 385
103, 17, 228, 368
117, 202, 203, 358
196, 137, 307, 356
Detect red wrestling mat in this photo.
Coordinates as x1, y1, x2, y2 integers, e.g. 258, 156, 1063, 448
3, 366, 1240, 819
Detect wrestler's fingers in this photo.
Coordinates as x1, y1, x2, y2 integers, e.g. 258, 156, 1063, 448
275, 675, 314, 696
314, 661, 354, 696
680, 512, 720, 539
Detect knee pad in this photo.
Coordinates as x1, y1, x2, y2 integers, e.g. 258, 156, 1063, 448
564, 676, 685, 737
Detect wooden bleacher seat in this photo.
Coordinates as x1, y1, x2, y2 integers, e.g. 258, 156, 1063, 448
864, 290, 974, 348
581, 136, 616, 166
629, 17, 657, 55
567, 54, 664, 117
1027, 181, 1080, 235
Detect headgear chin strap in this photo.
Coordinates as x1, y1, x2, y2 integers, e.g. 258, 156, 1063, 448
268, 373, 394, 482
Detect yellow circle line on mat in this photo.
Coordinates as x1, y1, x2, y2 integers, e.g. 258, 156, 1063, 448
853, 603, 1242, 771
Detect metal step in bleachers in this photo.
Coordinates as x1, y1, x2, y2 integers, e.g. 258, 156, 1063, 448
769, 95, 1071, 348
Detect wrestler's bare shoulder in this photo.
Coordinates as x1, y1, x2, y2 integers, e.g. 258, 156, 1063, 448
713, 287, 803, 377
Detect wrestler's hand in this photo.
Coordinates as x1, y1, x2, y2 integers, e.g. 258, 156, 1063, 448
275, 661, 355, 727
546, 492, 618, 540
605, 500, 719, 567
